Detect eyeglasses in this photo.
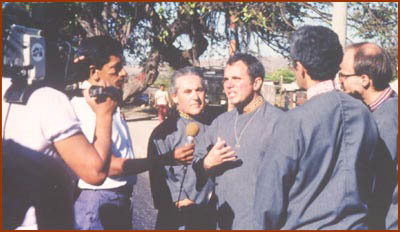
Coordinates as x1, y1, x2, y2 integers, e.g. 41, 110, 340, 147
338, 72, 359, 79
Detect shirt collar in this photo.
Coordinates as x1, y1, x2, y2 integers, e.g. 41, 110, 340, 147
307, 80, 336, 100
179, 111, 193, 120
368, 87, 394, 112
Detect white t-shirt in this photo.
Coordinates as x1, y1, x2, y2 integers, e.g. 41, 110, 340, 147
155, 89, 169, 106
2, 77, 82, 229
2, 78, 81, 155
70, 81, 137, 190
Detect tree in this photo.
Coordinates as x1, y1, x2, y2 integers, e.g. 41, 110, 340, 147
13, 2, 398, 102
266, 68, 295, 84
348, 2, 398, 79
296, 2, 398, 78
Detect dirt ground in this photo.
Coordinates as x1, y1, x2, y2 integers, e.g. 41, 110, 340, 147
122, 106, 160, 158
121, 107, 160, 229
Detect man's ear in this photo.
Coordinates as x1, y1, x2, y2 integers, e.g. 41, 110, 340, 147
89, 65, 100, 82
360, 74, 371, 89
253, 77, 263, 91
296, 62, 307, 79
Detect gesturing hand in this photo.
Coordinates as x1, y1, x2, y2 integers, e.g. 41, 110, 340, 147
203, 137, 237, 171
173, 143, 195, 165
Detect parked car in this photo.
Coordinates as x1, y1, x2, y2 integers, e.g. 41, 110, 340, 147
133, 93, 150, 106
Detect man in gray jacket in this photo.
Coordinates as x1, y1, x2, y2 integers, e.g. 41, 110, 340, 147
254, 25, 380, 229
148, 67, 215, 229
339, 42, 397, 230
193, 53, 283, 229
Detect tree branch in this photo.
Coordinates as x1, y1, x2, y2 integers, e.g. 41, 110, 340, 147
278, 3, 295, 30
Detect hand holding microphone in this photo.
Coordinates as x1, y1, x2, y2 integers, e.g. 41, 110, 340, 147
173, 122, 199, 165
176, 122, 199, 209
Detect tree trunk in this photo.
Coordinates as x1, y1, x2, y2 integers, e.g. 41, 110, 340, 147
122, 50, 161, 104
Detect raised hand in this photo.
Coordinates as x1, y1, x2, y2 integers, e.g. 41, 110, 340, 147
203, 137, 237, 171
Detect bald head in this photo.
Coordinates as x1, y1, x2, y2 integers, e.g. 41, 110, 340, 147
346, 42, 393, 91
346, 42, 384, 59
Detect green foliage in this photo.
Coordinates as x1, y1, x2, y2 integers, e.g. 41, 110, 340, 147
10, 2, 397, 62
348, 2, 398, 78
265, 68, 295, 84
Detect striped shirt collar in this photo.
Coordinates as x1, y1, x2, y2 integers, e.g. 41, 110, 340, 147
368, 87, 394, 112
307, 80, 336, 100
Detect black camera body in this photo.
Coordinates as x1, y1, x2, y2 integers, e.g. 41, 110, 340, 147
88, 85, 122, 105
3, 23, 76, 105
3, 7, 121, 106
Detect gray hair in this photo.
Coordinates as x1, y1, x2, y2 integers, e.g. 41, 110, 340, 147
169, 66, 206, 94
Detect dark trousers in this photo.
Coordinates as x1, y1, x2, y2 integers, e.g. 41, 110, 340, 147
156, 203, 217, 230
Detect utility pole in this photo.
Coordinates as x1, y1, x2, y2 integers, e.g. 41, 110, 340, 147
331, 2, 348, 90
331, 2, 347, 49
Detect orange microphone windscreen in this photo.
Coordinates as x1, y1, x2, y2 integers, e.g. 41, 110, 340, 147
186, 122, 199, 137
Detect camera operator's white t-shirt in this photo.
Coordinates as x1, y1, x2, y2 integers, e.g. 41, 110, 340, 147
2, 77, 81, 154
2, 77, 82, 230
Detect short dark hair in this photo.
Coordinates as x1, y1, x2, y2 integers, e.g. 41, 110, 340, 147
170, 66, 205, 94
290, 25, 343, 81
347, 42, 393, 91
226, 53, 265, 81
75, 35, 124, 79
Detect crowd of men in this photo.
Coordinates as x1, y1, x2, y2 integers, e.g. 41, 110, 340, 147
2, 4, 398, 231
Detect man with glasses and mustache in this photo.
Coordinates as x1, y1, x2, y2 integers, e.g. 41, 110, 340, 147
339, 42, 397, 230
254, 26, 381, 229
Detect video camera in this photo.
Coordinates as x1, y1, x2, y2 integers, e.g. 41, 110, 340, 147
3, 22, 122, 105
3, 24, 46, 84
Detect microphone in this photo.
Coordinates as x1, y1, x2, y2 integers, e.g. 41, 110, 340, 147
183, 122, 199, 170
185, 122, 200, 145
177, 122, 199, 209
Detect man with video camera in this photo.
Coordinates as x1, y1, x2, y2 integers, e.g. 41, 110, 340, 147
70, 35, 138, 230
2, 4, 117, 230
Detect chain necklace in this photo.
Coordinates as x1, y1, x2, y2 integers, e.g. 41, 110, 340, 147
234, 97, 264, 148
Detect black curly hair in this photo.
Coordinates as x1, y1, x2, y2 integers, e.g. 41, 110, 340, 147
69, 35, 124, 82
